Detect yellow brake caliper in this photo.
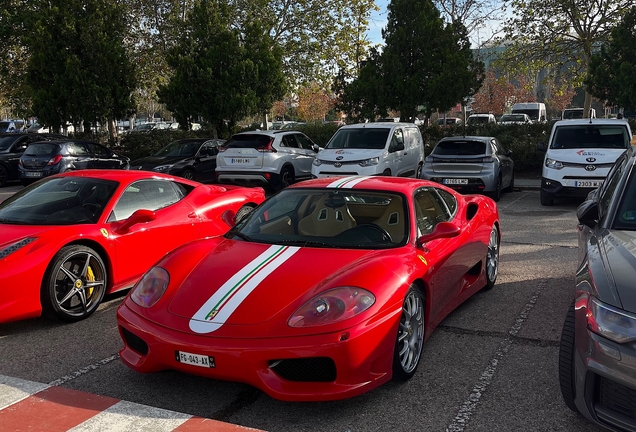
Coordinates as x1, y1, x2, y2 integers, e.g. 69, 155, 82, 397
86, 266, 95, 298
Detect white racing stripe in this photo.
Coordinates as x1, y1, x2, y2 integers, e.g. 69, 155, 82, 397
189, 245, 300, 334
326, 176, 372, 189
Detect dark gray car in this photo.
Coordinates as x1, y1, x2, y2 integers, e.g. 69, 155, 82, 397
420, 136, 514, 202
560, 146, 636, 431
0, 133, 66, 187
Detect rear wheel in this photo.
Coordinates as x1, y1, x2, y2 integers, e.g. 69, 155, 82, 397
392, 285, 425, 381
278, 167, 294, 190
483, 225, 499, 290
235, 203, 256, 222
504, 170, 515, 192
540, 189, 554, 206
0, 164, 8, 187
488, 176, 502, 202
41, 245, 107, 322
558, 301, 579, 413
415, 162, 423, 179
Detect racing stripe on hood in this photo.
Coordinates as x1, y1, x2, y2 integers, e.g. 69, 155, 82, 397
189, 245, 300, 334
327, 176, 371, 189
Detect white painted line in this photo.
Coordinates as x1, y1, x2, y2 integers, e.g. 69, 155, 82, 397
68, 400, 192, 432
48, 354, 119, 386
445, 279, 548, 432
0, 374, 49, 410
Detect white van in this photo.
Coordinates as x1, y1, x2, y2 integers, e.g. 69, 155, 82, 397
311, 122, 424, 178
538, 119, 633, 205
511, 102, 547, 123
562, 108, 597, 119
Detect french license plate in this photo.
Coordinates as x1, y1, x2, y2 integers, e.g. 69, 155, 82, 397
443, 178, 468, 185
175, 350, 215, 368
230, 158, 250, 164
574, 180, 602, 188
25, 172, 42, 178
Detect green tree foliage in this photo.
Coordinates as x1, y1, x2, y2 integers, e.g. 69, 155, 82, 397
500, 0, 630, 117
158, 0, 285, 138
25, 0, 136, 141
336, 0, 483, 121
586, 7, 636, 110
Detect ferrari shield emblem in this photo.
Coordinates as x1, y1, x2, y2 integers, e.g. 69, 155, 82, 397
100, 228, 109, 238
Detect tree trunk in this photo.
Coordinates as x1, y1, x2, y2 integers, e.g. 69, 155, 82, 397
107, 118, 118, 144
583, 91, 592, 119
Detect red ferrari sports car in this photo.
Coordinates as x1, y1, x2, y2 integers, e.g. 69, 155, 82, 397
117, 176, 500, 401
0, 170, 264, 324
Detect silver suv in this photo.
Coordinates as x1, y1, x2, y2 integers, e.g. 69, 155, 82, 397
216, 130, 318, 190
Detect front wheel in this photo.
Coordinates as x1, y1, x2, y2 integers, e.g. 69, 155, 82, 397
181, 169, 195, 181
558, 301, 579, 413
392, 285, 425, 381
41, 245, 108, 322
540, 189, 554, 206
415, 162, 423, 179
483, 224, 499, 290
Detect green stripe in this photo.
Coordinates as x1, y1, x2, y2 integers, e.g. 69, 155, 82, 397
205, 246, 286, 320
333, 177, 352, 188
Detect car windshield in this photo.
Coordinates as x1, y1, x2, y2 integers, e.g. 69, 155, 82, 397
500, 114, 526, 122
0, 136, 18, 152
152, 140, 201, 157
0, 177, 118, 225
227, 188, 408, 248
467, 116, 490, 124
136, 123, 156, 131
562, 110, 584, 119
325, 128, 390, 150
551, 125, 630, 149
433, 140, 486, 156
23, 143, 61, 156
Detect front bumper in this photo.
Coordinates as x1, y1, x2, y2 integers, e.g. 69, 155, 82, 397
117, 301, 400, 401
573, 309, 636, 431
541, 178, 595, 198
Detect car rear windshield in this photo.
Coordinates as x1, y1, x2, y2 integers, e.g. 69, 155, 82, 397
325, 128, 390, 150
23, 143, 61, 156
551, 125, 630, 149
224, 135, 273, 149
433, 141, 486, 156
153, 140, 201, 157
500, 115, 525, 122
467, 116, 489, 124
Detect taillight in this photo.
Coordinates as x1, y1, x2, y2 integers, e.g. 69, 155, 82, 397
257, 138, 276, 153
47, 155, 63, 165
218, 146, 227, 152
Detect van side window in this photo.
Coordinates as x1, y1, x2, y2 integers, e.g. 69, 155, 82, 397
390, 129, 404, 151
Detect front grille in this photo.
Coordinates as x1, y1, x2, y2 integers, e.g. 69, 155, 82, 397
120, 327, 148, 355
269, 357, 336, 382
594, 375, 636, 430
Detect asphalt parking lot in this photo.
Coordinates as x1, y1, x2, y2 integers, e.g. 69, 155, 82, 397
0, 184, 605, 431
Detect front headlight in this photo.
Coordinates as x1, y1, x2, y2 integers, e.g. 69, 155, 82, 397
587, 296, 636, 344
312, 159, 322, 166
131, 267, 170, 308
288, 287, 375, 328
545, 158, 564, 169
153, 164, 173, 173
359, 157, 379, 167
0, 237, 37, 259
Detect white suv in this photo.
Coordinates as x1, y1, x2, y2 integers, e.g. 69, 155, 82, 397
216, 130, 318, 190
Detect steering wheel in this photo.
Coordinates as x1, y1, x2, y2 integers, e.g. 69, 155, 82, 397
82, 202, 102, 215
355, 224, 393, 242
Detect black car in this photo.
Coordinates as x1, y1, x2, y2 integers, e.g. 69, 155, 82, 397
0, 133, 66, 187
559, 146, 636, 431
18, 140, 130, 185
130, 138, 224, 183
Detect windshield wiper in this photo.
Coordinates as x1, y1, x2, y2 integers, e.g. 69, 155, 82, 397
276, 239, 336, 248
230, 231, 254, 242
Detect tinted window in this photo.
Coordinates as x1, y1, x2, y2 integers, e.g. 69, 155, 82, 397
281, 135, 299, 148
87, 143, 111, 157
326, 128, 390, 150
0, 136, 19, 152
153, 140, 201, 157
433, 140, 486, 156
296, 134, 315, 150
23, 143, 61, 156
551, 125, 630, 149
67, 142, 89, 155
414, 188, 451, 236
224, 135, 273, 149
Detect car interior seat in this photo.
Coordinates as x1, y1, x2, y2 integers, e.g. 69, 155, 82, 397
372, 197, 406, 243
298, 194, 357, 236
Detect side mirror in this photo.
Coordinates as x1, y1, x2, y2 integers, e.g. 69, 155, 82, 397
537, 142, 547, 152
577, 200, 599, 229
417, 221, 460, 246
313, 144, 320, 153
222, 209, 237, 227
116, 209, 156, 233
507, 150, 513, 156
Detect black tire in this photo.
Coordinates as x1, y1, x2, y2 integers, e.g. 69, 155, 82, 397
382, 169, 391, 177
540, 189, 554, 206
504, 171, 515, 192
558, 301, 579, 413
488, 176, 502, 202
278, 167, 294, 190
41, 245, 108, 322
415, 162, 423, 179
235, 203, 256, 222
0, 164, 8, 187
483, 224, 499, 290
181, 168, 195, 181
392, 285, 425, 381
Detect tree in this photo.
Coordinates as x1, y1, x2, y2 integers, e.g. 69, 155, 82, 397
472, 69, 514, 115
431, 0, 504, 46
586, 7, 636, 110
296, 84, 334, 122
500, 0, 631, 117
158, 0, 285, 138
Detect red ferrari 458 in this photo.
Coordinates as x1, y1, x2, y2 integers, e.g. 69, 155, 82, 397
117, 176, 500, 401
0, 170, 264, 323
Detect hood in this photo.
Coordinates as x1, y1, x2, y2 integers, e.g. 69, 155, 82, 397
549, 148, 625, 164
600, 230, 636, 313
318, 148, 385, 162
0, 225, 51, 246
167, 240, 376, 334
130, 155, 188, 169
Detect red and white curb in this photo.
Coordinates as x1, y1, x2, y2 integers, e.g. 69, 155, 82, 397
0, 374, 262, 431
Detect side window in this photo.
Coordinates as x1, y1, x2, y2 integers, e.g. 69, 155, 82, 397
435, 188, 458, 217
296, 134, 315, 151
282, 135, 299, 148
67, 142, 89, 155
111, 180, 184, 221
87, 143, 111, 157
201, 143, 218, 157
598, 154, 628, 219
390, 129, 404, 150
413, 188, 451, 236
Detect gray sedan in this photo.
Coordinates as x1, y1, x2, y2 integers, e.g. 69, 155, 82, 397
420, 136, 514, 202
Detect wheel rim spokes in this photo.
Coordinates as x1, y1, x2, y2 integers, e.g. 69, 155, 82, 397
54, 252, 105, 316
487, 228, 499, 281
398, 292, 424, 373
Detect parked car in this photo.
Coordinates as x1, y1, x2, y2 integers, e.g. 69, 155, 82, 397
537, 119, 633, 206
131, 138, 224, 183
0, 170, 265, 323
437, 117, 463, 127
561, 107, 597, 120
559, 146, 636, 431
498, 113, 532, 125
0, 133, 66, 187
0, 119, 26, 133
466, 113, 497, 125
117, 176, 500, 401
216, 130, 318, 190
421, 136, 514, 202
18, 140, 130, 185
311, 122, 424, 178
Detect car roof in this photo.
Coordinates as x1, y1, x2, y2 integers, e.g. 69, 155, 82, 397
438, 136, 492, 143
289, 176, 449, 194
553, 119, 630, 126
54, 169, 201, 185
339, 123, 414, 129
